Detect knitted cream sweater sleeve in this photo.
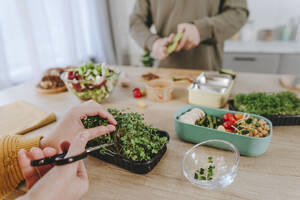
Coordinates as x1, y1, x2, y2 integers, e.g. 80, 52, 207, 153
0, 135, 42, 199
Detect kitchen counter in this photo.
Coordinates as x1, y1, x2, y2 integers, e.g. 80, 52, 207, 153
225, 41, 300, 54
2, 66, 300, 200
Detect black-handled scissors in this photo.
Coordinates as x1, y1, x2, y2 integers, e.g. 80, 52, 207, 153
31, 143, 113, 167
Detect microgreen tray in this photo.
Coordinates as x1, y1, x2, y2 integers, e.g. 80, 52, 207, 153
228, 100, 300, 126
86, 130, 169, 174
174, 105, 273, 157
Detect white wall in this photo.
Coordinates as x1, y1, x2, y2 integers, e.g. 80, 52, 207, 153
126, 0, 144, 66
110, 0, 144, 66
247, 0, 300, 31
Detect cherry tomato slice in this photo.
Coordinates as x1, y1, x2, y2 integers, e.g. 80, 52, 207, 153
223, 121, 234, 130
223, 113, 234, 122
228, 116, 236, 124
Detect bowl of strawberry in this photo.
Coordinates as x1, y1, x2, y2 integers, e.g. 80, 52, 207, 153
61, 62, 119, 103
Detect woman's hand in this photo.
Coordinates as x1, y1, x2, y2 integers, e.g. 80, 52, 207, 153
18, 100, 116, 192
151, 34, 174, 60
18, 147, 57, 189
40, 100, 116, 151
176, 23, 200, 52
17, 132, 91, 200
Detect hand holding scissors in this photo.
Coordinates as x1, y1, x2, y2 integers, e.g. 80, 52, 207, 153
31, 143, 113, 167
17, 132, 97, 200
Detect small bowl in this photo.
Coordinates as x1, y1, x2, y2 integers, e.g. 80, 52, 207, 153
61, 67, 120, 103
182, 139, 240, 189
145, 79, 174, 102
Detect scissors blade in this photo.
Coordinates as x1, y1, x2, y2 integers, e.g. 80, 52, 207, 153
85, 143, 113, 153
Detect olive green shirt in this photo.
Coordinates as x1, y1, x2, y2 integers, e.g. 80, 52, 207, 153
129, 0, 249, 70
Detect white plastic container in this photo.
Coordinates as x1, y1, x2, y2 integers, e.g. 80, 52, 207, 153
188, 73, 234, 108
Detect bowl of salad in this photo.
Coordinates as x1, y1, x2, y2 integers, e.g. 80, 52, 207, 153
61, 62, 120, 103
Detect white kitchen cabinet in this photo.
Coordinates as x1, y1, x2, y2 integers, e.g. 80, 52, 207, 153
278, 55, 300, 74
223, 53, 280, 74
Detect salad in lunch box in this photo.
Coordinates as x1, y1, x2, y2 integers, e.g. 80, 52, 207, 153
179, 108, 270, 138
62, 62, 119, 103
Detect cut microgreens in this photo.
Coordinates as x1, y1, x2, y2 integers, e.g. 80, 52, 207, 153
194, 157, 216, 181
81, 108, 168, 162
208, 156, 213, 163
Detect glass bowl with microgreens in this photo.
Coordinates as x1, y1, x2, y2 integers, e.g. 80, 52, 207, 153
61, 62, 120, 103
182, 139, 240, 189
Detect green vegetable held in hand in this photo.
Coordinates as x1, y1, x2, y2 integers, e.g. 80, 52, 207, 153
167, 32, 184, 54
81, 108, 168, 162
219, 69, 236, 79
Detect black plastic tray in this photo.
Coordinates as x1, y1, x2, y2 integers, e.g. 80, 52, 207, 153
86, 130, 169, 174
228, 100, 300, 126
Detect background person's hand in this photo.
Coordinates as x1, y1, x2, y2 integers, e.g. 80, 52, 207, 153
176, 23, 200, 52
40, 100, 116, 151
17, 132, 91, 200
151, 34, 174, 60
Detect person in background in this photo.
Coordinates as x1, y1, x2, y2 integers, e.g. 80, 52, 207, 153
130, 0, 249, 70
0, 100, 117, 199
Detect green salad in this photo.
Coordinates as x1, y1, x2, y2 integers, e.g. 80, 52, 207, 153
234, 92, 300, 115
82, 108, 169, 162
64, 62, 119, 103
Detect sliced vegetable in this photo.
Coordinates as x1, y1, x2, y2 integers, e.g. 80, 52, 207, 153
223, 121, 234, 130
228, 116, 236, 124
219, 69, 236, 79
195, 114, 223, 129
222, 113, 234, 122
167, 32, 184, 54
234, 113, 244, 120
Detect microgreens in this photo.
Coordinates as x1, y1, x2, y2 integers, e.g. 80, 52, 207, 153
82, 108, 168, 162
234, 92, 300, 115
194, 157, 216, 181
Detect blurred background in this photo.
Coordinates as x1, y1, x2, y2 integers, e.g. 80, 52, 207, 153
0, 0, 300, 90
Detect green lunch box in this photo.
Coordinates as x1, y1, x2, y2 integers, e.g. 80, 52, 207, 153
174, 105, 273, 156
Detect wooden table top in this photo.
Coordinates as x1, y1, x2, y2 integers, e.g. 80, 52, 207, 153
2, 66, 300, 200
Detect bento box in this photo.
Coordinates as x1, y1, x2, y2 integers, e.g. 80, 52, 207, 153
188, 72, 234, 108
174, 105, 273, 156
